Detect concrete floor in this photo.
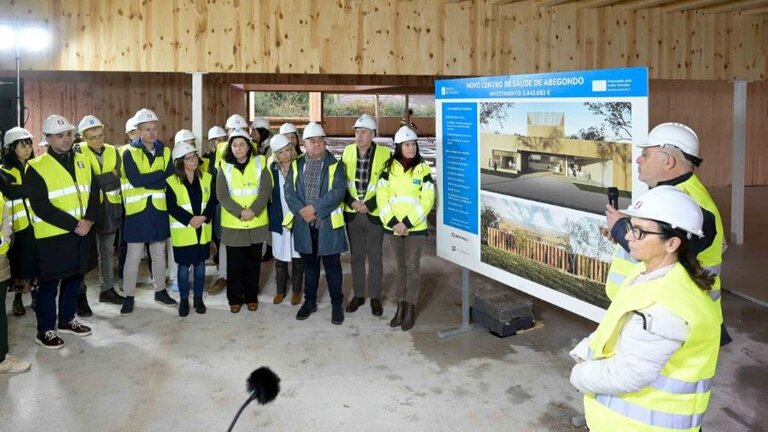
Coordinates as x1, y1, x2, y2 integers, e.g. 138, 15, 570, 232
2, 228, 766, 431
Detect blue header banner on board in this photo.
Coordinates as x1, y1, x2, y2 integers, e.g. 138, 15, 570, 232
436, 67, 648, 99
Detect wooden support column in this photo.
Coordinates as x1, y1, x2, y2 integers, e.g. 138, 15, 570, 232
309, 92, 323, 122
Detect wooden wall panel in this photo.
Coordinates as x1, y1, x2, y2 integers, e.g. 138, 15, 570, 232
0, 0, 765, 80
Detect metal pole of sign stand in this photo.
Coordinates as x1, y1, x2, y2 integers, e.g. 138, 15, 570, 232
437, 267, 479, 338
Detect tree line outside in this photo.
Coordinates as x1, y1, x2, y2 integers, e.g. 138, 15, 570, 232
251, 92, 436, 118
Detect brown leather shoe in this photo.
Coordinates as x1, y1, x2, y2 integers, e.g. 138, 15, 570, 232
401, 303, 416, 331
208, 278, 227, 294
247, 302, 259, 311
370, 298, 383, 316
273, 293, 286, 304
290, 293, 302, 305
345, 296, 365, 313
229, 304, 242, 313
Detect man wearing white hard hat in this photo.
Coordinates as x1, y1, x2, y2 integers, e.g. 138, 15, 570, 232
571, 186, 721, 432
341, 114, 390, 317
74, 115, 126, 310
119, 108, 177, 316
25, 114, 100, 349
284, 122, 348, 325
603, 122, 729, 345
266, 134, 304, 305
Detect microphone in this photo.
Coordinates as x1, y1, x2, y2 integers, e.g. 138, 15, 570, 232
227, 367, 281, 432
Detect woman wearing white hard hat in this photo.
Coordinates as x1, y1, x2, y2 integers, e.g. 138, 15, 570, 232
202, 126, 227, 175
165, 136, 216, 317
266, 134, 304, 305
279, 122, 303, 156
203, 125, 229, 295
0, 127, 38, 317
376, 126, 434, 331
570, 186, 720, 432
216, 128, 271, 313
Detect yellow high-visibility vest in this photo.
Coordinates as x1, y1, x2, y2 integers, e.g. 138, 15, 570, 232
585, 262, 719, 432
220, 156, 269, 229
121, 145, 171, 216
376, 160, 435, 233
282, 158, 345, 230
79, 143, 122, 205
0, 166, 31, 232
27, 152, 92, 239
0, 195, 9, 255
341, 144, 390, 216
166, 172, 213, 247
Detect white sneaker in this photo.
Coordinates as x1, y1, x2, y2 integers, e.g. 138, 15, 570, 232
0, 354, 31, 373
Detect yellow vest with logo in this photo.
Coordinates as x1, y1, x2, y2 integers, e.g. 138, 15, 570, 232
0, 195, 9, 255
220, 156, 269, 229
0, 166, 31, 232
605, 175, 724, 320
377, 160, 435, 233
79, 143, 122, 205
121, 145, 171, 216
27, 152, 92, 239
341, 143, 390, 216
166, 172, 213, 247
585, 263, 720, 432
281, 158, 345, 230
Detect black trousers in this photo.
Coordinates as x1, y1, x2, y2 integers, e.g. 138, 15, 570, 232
226, 243, 262, 305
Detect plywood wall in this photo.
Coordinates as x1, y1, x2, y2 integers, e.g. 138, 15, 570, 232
0, 0, 765, 80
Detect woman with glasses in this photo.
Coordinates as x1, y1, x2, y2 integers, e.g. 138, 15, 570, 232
570, 186, 720, 432
0, 128, 38, 317
216, 128, 271, 313
166, 135, 216, 317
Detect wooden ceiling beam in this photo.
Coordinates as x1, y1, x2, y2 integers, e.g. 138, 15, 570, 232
620, 0, 679, 10
661, 0, 735, 13
701, 0, 768, 14
577, 0, 627, 10
535, 0, 576, 6
741, 5, 768, 14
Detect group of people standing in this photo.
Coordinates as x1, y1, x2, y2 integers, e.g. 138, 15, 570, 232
0, 110, 434, 373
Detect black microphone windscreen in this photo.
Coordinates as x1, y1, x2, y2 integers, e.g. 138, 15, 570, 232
247, 367, 281, 405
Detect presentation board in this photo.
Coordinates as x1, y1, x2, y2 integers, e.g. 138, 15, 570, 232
435, 67, 649, 322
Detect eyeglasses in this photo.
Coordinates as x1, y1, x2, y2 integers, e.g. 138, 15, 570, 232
630, 224, 665, 241
640, 148, 672, 160
183, 154, 198, 161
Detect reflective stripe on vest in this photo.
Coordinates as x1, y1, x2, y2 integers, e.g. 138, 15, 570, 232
0, 195, 8, 255
121, 145, 170, 216
287, 158, 345, 230
0, 166, 31, 232
166, 173, 213, 247
220, 156, 269, 229
27, 152, 92, 239
585, 263, 719, 432
79, 143, 122, 205
341, 144, 390, 216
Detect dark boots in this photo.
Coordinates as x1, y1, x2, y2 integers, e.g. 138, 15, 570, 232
76, 292, 93, 317
390, 301, 406, 327
193, 296, 206, 314
401, 303, 416, 331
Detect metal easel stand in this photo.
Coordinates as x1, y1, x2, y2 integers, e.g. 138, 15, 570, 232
437, 267, 479, 338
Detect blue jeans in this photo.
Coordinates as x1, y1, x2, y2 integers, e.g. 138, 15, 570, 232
36, 274, 83, 333
177, 260, 206, 299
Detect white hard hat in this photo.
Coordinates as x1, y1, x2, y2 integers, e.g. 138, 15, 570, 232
394, 126, 418, 144
174, 129, 196, 145
279, 122, 298, 135
172, 142, 197, 161
134, 108, 159, 125
78, 115, 104, 134
352, 114, 377, 131
639, 122, 700, 159
225, 114, 248, 129
622, 185, 704, 238
39, 139, 48, 147
42, 114, 76, 135
125, 116, 138, 133
251, 116, 270, 130
302, 122, 326, 140
228, 127, 251, 144
270, 134, 291, 153
4, 127, 33, 146
207, 126, 227, 141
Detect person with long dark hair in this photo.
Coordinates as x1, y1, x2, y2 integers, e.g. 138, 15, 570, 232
166, 134, 216, 317
0, 128, 38, 317
376, 126, 435, 331
570, 186, 720, 432
217, 128, 271, 313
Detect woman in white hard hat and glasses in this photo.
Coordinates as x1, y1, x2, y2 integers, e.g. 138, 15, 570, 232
570, 186, 720, 432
